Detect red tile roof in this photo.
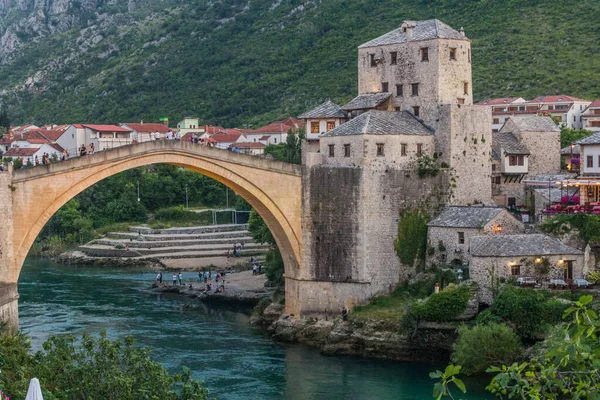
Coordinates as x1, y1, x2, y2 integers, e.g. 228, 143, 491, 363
477, 97, 525, 106
585, 99, 600, 109
49, 143, 66, 152
82, 124, 131, 132
124, 123, 170, 133
4, 147, 39, 157
247, 117, 305, 134
38, 129, 66, 141
259, 135, 271, 141
201, 125, 225, 135
211, 132, 242, 143
529, 95, 591, 104
72, 124, 84, 129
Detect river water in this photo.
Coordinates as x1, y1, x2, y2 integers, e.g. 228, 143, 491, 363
18, 258, 488, 399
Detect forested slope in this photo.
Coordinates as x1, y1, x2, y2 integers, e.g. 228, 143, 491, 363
1, 0, 599, 126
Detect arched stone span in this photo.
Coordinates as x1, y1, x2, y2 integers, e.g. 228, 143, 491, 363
3, 141, 302, 287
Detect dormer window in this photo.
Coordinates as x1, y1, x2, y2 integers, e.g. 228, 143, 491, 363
402, 27, 407, 33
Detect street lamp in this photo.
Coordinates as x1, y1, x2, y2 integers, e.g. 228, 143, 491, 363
185, 184, 189, 209
137, 181, 140, 202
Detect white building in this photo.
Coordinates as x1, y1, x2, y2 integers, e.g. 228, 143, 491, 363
298, 100, 347, 148
121, 122, 170, 142
4, 142, 64, 165
476, 97, 527, 132
527, 95, 591, 130
82, 124, 132, 151
581, 99, 600, 132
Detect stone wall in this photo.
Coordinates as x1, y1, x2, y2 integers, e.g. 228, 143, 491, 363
471, 253, 585, 304
0, 284, 18, 331
296, 150, 450, 317
0, 166, 14, 286
435, 104, 493, 205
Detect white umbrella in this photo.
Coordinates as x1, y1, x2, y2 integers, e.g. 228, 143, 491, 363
25, 378, 43, 400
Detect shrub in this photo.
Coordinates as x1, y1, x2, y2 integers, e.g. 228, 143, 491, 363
264, 247, 284, 286
394, 208, 429, 267
483, 286, 567, 339
451, 323, 523, 375
154, 206, 212, 224
411, 285, 471, 322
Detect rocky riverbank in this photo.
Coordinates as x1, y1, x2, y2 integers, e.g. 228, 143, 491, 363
54, 251, 165, 268
149, 270, 274, 306
251, 290, 480, 363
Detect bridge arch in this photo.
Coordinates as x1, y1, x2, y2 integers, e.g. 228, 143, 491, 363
6, 141, 302, 284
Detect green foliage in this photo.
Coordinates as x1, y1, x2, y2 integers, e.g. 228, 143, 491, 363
411, 284, 471, 322
416, 154, 440, 178
264, 247, 284, 286
13, 157, 23, 169
350, 291, 413, 323
429, 364, 466, 400
540, 214, 600, 243
6, 0, 600, 128
434, 295, 600, 399
587, 271, 600, 284
560, 127, 592, 149
154, 206, 211, 224
235, 195, 252, 211
282, 128, 305, 165
247, 209, 274, 245
0, 330, 208, 399
476, 286, 568, 340
451, 323, 523, 375
0, 106, 9, 130
394, 208, 429, 267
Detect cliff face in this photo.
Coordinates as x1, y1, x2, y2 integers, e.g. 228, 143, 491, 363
0, 0, 107, 61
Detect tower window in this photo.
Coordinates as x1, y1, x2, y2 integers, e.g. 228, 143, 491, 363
344, 144, 350, 157
382, 82, 389, 92
311, 121, 320, 133
396, 84, 403, 97
416, 143, 423, 155
413, 106, 420, 117
458, 232, 465, 244
370, 54, 376, 67
464, 82, 469, 95
450, 48, 456, 60
468, 49, 471, 63
401, 143, 407, 156
326, 121, 335, 131
376, 143, 385, 157
390, 51, 397, 65
421, 47, 429, 62
412, 83, 419, 96
328, 144, 335, 157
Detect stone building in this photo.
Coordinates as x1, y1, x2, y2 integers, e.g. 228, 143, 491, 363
292, 19, 493, 316
470, 234, 584, 304
298, 100, 347, 152
492, 115, 561, 207
427, 206, 524, 265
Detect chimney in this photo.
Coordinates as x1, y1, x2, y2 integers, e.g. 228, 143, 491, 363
140, 120, 144, 125
401, 21, 416, 40
459, 27, 465, 36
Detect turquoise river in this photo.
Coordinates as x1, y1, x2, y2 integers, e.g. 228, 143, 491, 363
18, 258, 489, 399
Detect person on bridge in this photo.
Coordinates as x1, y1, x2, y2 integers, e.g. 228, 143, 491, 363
89, 143, 95, 155
79, 144, 87, 156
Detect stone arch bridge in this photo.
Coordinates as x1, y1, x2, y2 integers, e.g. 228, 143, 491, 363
0, 141, 303, 328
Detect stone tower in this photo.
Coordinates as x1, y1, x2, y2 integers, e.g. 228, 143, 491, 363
357, 19, 492, 205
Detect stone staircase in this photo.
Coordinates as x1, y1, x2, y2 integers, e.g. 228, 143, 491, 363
79, 224, 270, 260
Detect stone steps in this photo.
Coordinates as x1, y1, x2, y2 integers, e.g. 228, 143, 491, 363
93, 236, 255, 248
80, 242, 269, 257
129, 223, 249, 235
107, 230, 251, 241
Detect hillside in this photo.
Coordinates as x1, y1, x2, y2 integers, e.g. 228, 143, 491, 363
1, 0, 599, 126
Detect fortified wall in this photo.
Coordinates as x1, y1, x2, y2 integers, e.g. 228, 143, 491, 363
287, 149, 450, 317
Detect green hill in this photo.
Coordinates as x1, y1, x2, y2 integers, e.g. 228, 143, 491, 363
1, 0, 599, 126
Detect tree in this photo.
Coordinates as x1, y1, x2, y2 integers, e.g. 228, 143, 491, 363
248, 210, 274, 245
0, 106, 10, 131
451, 323, 523, 375
394, 208, 429, 267
432, 295, 600, 399
560, 127, 592, 148
0, 330, 209, 399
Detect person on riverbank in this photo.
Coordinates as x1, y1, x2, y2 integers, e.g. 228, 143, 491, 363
156, 272, 162, 283
172, 274, 177, 286
252, 264, 258, 276
342, 308, 348, 321
178, 272, 182, 286
258, 264, 262, 274
220, 278, 225, 292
